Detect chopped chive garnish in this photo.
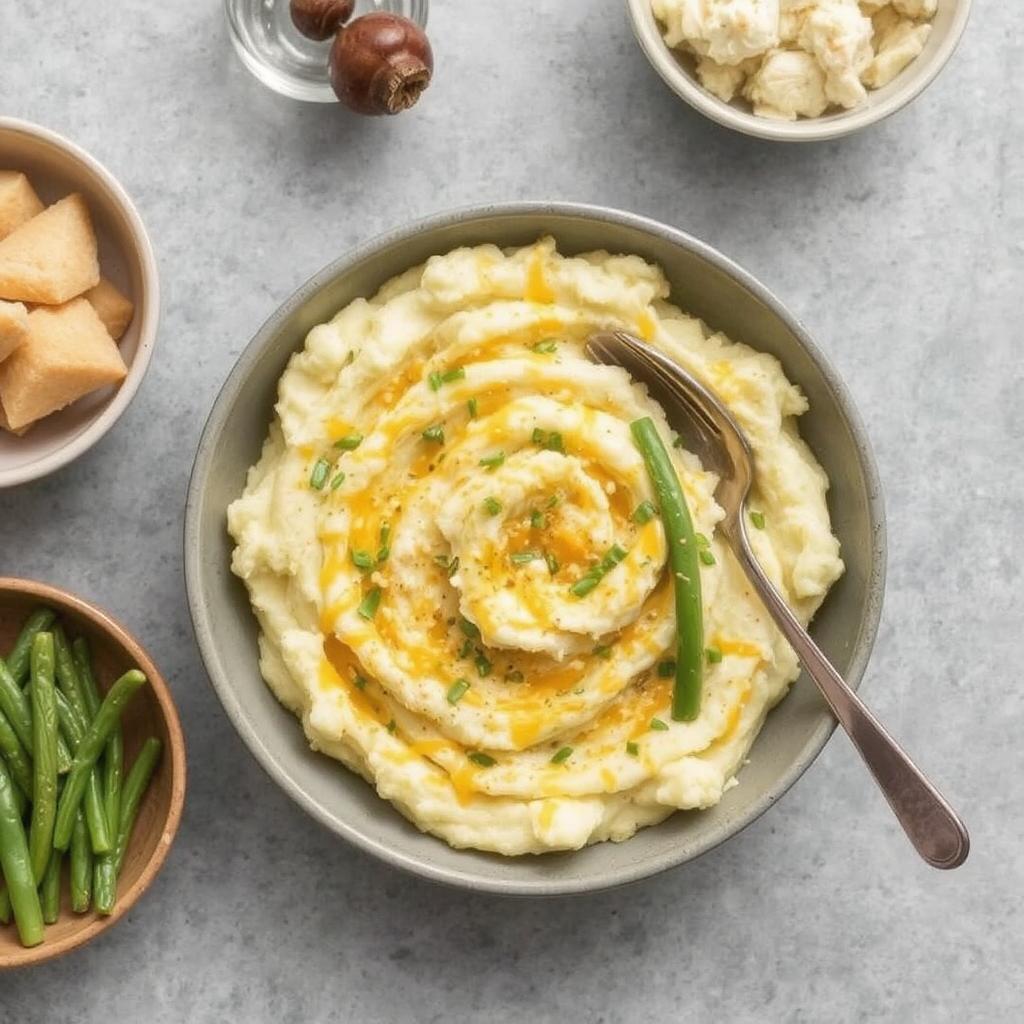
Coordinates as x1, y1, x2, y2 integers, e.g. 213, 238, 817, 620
531, 339, 557, 354
447, 556, 460, 578
530, 510, 546, 529
483, 496, 502, 516
459, 617, 480, 640
468, 751, 495, 767
657, 659, 676, 678
593, 645, 613, 660
458, 638, 474, 659
545, 551, 560, 576
474, 653, 492, 678
344, 350, 355, 366
442, 367, 465, 384
550, 746, 573, 765
446, 678, 470, 705
353, 673, 367, 690
467, 398, 478, 418
505, 669, 525, 683
334, 433, 363, 451
545, 494, 560, 509
386, 719, 397, 734
632, 500, 657, 525
350, 549, 374, 571
650, 718, 669, 731
329, 471, 346, 491
422, 424, 445, 444
626, 741, 639, 756
434, 554, 451, 569
750, 510, 766, 530
309, 458, 330, 490
357, 586, 382, 619
706, 647, 723, 664
510, 550, 539, 565
428, 371, 443, 391
377, 522, 391, 562
699, 549, 716, 566
545, 432, 565, 454
569, 544, 628, 598
479, 452, 506, 470
695, 533, 710, 548
531, 427, 547, 445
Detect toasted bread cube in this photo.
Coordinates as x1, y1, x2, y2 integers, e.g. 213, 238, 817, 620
0, 297, 127, 430
84, 278, 134, 340
0, 194, 100, 304
0, 299, 29, 362
0, 398, 30, 436
0, 171, 44, 241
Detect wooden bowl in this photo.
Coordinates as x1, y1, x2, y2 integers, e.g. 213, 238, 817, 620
0, 579, 185, 969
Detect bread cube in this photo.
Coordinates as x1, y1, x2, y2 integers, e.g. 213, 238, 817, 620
84, 278, 134, 340
0, 193, 100, 304
0, 297, 127, 430
0, 299, 29, 362
0, 171, 44, 240
0, 398, 30, 436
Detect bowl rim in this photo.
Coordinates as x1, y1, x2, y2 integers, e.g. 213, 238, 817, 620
185, 200, 887, 895
0, 117, 160, 488
625, 0, 973, 142
0, 577, 186, 969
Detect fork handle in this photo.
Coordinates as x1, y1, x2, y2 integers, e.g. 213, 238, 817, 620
730, 531, 969, 869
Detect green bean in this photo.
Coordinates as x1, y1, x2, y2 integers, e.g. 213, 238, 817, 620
70, 811, 92, 913
28, 633, 59, 884
41, 847, 62, 924
0, 656, 34, 753
4, 607, 56, 685
631, 417, 704, 721
53, 670, 146, 851
54, 691, 112, 855
53, 625, 89, 726
94, 737, 161, 915
74, 637, 121, 837
0, 705, 33, 800
0, 885, 10, 924
71, 637, 102, 722
0, 755, 44, 946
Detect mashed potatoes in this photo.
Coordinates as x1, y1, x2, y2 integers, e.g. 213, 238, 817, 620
652, 0, 935, 120
228, 240, 843, 855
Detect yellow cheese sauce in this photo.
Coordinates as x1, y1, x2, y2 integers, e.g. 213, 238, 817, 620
228, 239, 844, 854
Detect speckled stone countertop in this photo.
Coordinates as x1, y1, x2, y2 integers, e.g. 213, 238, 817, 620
1, 1, 1021, 1020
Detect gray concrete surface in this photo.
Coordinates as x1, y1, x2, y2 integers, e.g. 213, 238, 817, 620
1, 0, 1021, 1020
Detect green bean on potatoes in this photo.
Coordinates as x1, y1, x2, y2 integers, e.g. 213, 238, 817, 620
0, 755, 44, 947
28, 633, 59, 884
630, 417, 704, 722
53, 670, 146, 851
94, 736, 161, 916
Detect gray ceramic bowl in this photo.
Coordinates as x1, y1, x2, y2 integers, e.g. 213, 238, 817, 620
185, 203, 886, 895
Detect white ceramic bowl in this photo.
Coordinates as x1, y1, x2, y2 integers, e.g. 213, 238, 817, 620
626, 0, 972, 141
0, 118, 159, 487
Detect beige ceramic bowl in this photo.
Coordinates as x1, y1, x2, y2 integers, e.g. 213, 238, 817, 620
627, 0, 972, 141
0, 118, 159, 487
0, 578, 185, 969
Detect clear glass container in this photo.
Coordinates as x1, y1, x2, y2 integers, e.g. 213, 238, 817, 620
225, 0, 430, 103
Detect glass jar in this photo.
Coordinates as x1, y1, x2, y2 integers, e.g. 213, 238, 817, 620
224, 0, 430, 103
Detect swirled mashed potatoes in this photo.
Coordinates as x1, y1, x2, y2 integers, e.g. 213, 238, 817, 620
228, 240, 843, 855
